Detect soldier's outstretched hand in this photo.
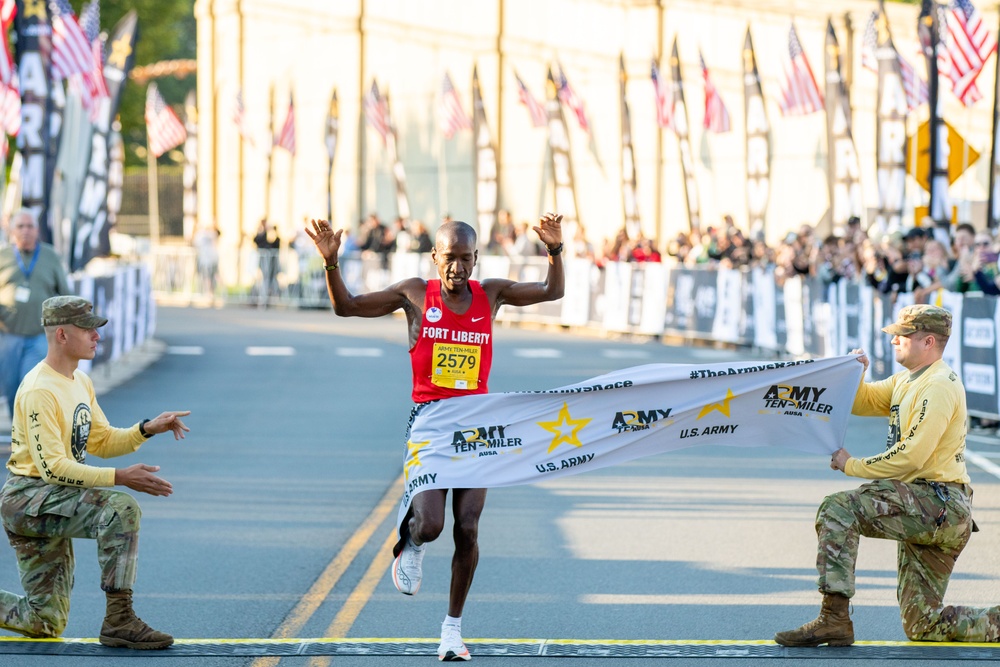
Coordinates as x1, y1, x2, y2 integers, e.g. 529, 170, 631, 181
115, 464, 173, 497
533, 212, 563, 249
306, 219, 342, 262
145, 411, 191, 440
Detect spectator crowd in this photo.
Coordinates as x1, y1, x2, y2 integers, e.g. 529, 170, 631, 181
239, 208, 1000, 309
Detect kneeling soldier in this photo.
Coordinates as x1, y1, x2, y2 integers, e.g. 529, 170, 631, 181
0, 296, 190, 648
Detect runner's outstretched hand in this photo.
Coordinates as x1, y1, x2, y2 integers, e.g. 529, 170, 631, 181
533, 212, 563, 249
306, 219, 342, 263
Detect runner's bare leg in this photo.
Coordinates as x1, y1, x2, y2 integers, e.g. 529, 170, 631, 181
448, 488, 488, 617
409, 489, 448, 545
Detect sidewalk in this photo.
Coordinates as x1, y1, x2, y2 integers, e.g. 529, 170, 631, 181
0, 339, 167, 445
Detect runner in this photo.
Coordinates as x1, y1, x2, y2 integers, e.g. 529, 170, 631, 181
306, 213, 564, 661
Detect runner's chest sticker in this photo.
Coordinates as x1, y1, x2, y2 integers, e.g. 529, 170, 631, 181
432, 342, 480, 390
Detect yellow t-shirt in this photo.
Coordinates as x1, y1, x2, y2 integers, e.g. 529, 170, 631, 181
847, 359, 970, 484
6, 362, 146, 487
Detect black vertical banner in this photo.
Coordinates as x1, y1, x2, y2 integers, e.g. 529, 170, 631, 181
824, 20, 863, 230
988, 10, 1000, 231
472, 66, 498, 250
15, 0, 52, 241
546, 66, 580, 245
742, 28, 770, 240
619, 54, 640, 239
960, 297, 999, 415
918, 0, 949, 236
874, 2, 908, 235
70, 10, 138, 270
670, 38, 700, 235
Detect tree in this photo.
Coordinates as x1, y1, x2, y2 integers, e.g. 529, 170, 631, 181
99, 0, 195, 166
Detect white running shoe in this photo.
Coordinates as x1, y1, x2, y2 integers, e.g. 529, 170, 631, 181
438, 625, 470, 661
391, 537, 425, 595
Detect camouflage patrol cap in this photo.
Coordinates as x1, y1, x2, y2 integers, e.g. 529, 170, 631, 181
41, 296, 108, 329
882, 304, 951, 338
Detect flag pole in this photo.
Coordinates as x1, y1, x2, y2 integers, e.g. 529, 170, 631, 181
146, 126, 160, 246
326, 89, 338, 223
286, 91, 294, 243
438, 104, 448, 221
265, 83, 275, 225
987, 4, 1000, 230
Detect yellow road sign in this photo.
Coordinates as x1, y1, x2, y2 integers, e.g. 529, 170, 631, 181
906, 119, 980, 191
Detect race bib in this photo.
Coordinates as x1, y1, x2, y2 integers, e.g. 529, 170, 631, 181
14, 286, 29, 303
431, 342, 480, 390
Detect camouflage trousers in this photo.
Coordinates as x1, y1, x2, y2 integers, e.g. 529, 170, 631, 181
0, 475, 142, 638
816, 478, 1000, 641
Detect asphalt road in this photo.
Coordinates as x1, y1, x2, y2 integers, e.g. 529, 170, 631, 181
1, 304, 999, 666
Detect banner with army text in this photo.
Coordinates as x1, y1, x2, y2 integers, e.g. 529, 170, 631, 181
15, 0, 53, 241
397, 355, 863, 525
70, 10, 138, 270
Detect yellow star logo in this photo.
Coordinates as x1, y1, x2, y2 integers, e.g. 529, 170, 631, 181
23, 0, 45, 19
404, 439, 428, 481
537, 402, 592, 453
107, 36, 133, 69
697, 388, 736, 420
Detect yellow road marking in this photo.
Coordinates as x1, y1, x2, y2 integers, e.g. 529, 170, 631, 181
3, 637, 1000, 648
308, 530, 399, 667
249, 474, 403, 667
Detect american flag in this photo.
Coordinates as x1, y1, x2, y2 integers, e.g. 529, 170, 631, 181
145, 83, 186, 158
554, 63, 589, 132
232, 88, 254, 145
938, 0, 995, 106
0, 0, 15, 86
513, 70, 546, 128
274, 94, 295, 154
363, 80, 391, 144
49, 0, 94, 80
0, 77, 19, 136
779, 24, 824, 115
861, 11, 930, 110
71, 0, 110, 121
438, 71, 471, 139
699, 50, 730, 133
650, 57, 672, 129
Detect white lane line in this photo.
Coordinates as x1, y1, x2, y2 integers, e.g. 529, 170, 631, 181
336, 348, 384, 357
602, 349, 651, 359
513, 349, 563, 358
167, 346, 205, 355
966, 450, 1000, 481
246, 346, 296, 356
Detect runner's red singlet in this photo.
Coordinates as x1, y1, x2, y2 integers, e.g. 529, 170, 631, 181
410, 279, 493, 403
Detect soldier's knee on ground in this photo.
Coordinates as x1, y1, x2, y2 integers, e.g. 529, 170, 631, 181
903, 604, 956, 641
100, 493, 141, 533
22, 602, 70, 638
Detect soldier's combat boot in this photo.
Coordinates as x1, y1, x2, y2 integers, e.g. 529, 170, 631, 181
774, 593, 854, 647
99, 590, 174, 650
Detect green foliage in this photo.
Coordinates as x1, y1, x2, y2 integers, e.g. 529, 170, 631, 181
97, 0, 196, 167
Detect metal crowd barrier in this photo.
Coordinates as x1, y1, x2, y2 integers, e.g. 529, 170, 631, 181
147, 247, 1000, 435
